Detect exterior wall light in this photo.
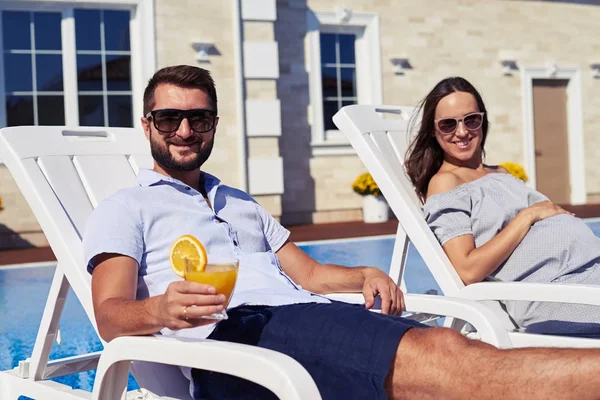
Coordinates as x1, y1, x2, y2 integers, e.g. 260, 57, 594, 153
191, 42, 217, 63
500, 60, 518, 76
390, 58, 412, 75
591, 63, 600, 79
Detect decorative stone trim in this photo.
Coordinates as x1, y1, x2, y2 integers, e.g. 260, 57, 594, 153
246, 100, 282, 137
243, 42, 279, 79
248, 157, 284, 195
241, 0, 277, 21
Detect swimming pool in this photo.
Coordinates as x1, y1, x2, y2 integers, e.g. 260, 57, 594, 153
2, 219, 600, 393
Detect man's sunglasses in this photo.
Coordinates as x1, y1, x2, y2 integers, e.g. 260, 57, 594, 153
145, 108, 217, 134
434, 112, 484, 135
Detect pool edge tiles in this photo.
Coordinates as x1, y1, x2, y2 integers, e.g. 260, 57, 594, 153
0, 261, 57, 270
296, 233, 396, 247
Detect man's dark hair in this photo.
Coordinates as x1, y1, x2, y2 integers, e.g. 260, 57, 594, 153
143, 65, 218, 115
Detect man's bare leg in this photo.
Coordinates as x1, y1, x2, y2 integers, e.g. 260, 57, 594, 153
385, 327, 600, 400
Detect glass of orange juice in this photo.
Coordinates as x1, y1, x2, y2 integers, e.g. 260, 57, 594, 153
184, 256, 239, 320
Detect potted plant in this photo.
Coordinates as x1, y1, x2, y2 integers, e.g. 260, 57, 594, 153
352, 172, 389, 223
500, 162, 528, 182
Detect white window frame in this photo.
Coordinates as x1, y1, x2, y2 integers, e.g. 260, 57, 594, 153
0, 0, 155, 130
306, 9, 382, 156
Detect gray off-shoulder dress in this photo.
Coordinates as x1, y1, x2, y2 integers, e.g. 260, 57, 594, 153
424, 172, 600, 334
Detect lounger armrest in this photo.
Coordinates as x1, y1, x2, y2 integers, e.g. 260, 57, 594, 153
325, 293, 365, 304
93, 336, 321, 400
459, 282, 600, 306
327, 293, 512, 348
403, 293, 512, 347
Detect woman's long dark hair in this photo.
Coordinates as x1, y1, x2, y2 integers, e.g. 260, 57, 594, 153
405, 77, 489, 203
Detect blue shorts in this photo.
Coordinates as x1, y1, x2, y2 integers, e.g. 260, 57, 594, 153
192, 301, 427, 400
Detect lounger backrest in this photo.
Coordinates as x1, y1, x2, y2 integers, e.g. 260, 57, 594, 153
0, 126, 191, 398
0, 126, 151, 318
333, 105, 466, 296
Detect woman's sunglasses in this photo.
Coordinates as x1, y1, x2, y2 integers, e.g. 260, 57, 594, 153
145, 108, 217, 134
434, 112, 484, 135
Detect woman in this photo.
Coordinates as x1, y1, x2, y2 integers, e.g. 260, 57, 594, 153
405, 76, 600, 334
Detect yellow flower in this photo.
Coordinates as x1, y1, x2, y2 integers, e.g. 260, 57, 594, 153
352, 172, 382, 197
500, 162, 528, 183
0, 196, 3, 211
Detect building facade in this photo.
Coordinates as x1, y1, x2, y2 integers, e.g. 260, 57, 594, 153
0, 0, 599, 248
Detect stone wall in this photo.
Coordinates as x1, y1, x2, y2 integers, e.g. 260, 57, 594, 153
0, 164, 49, 248
2, 0, 600, 249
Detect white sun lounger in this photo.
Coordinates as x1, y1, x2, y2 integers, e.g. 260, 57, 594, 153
333, 104, 600, 349
0, 125, 512, 399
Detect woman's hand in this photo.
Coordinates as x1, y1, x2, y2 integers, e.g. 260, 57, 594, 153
519, 200, 574, 225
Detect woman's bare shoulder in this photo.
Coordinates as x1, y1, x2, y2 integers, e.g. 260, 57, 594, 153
426, 171, 465, 198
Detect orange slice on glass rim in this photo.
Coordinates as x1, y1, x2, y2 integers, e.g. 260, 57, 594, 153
169, 234, 208, 278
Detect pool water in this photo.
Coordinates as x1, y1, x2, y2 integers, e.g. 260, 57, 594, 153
2, 219, 600, 393
0, 266, 104, 392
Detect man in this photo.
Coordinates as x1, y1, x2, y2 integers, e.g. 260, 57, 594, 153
84, 65, 600, 400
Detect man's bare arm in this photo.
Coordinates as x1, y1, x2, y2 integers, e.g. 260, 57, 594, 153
91, 253, 226, 342
276, 241, 404, 315
275, 241, 365, 293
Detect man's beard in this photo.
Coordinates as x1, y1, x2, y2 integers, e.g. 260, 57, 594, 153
150, 131, 214, 172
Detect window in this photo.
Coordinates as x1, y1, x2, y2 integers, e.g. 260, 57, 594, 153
75, 9, 133, 127
0, 0, 155, 131
320, 33, 357, 131
2, 11, 65, 126
307, 10, 382, 156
